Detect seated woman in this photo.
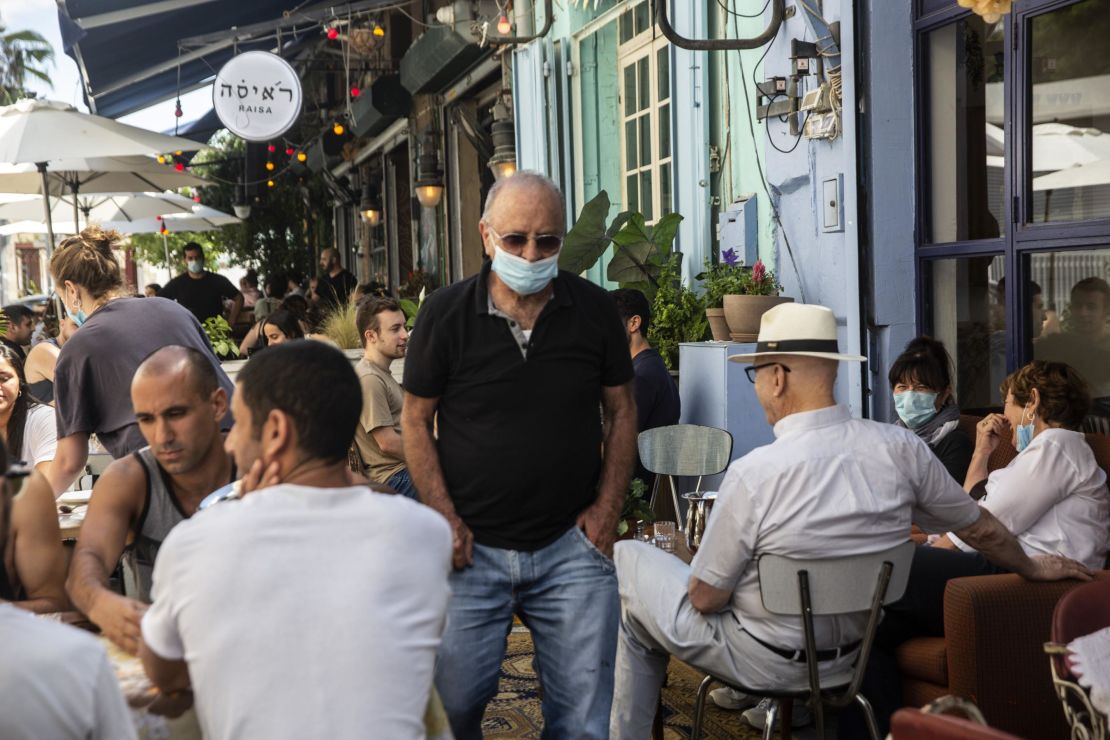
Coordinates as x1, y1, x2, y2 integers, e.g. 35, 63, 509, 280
937, 360, 1110, 569
0, 346, 58, 490
251, 309, 304, 355
889, 337, 973, 482
239, 295, 311, 355
23, 317, 77, 406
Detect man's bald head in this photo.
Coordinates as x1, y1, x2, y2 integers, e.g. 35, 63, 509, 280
134, 346, 219, 400
751, 354, 840, 426
482, 171, 566, 227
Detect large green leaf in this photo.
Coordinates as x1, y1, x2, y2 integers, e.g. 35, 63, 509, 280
650, 212, 684, 252
559, 191, 618, 274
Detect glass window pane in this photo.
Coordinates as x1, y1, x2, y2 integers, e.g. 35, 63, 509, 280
623, 65, 637, 116
639, 115, 652, 167
640, 170, 653, 221
1029, 1, 1110, 223
661, 162, 672, 216
620, 11, 633, 44
657, 46, 670, 101
634, 1, 651, 35
626, 174, 639, 213
930, 255, 1006, 409
1031, 247, 1110, 401
625, 119, 638, 169
659, 103, 671, 159
925, 17, 1006, 243
638, 58, 650, 113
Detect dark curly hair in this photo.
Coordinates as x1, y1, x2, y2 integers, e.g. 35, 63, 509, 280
888, 336, 954, 393
1000, 361, 1091, 430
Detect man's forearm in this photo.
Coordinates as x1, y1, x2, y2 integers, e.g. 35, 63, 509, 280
51, 438, 89, 495
66, 550, 114, 618
953, 507, 1035, 577
596, 401, 637, 516
403, 419, 456, 519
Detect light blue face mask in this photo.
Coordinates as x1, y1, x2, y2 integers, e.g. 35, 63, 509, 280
186, 259, 204, 274
60, 289, 87, 328
1016, 404, 1035, 452
893, 390, 939, 429
490, 243, 559, 296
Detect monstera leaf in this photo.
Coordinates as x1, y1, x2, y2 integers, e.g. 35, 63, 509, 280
558, 190, 631, 275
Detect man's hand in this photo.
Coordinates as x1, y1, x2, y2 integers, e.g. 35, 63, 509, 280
577, 501, 619, 559
975, 413, 1008, 455
240, 458, 281, 497
1023, 553, 1094, 583
446, 515, 474, 570
90, 591, 147, 655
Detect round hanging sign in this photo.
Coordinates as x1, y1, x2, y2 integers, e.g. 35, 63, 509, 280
213, 51, 303, 142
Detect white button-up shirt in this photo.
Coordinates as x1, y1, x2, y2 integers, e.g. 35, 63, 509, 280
691, 404, 981, 650
950, 428, 1110, 570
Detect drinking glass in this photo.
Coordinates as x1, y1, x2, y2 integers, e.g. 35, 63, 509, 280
653, 520, 676, 553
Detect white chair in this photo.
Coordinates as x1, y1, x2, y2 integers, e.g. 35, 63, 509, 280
690, 541, 916, 740
637, 424, 732, 531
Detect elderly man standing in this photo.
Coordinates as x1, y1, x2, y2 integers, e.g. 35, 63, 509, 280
403, 171, 638, 739
610, 303, 1092, 738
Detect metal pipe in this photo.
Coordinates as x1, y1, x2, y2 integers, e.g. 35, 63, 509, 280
37, 163, 56, 266
657, 0, 784, 51
488, 0, 552, 45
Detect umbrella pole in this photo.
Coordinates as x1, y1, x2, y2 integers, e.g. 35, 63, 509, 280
162, 231, 173, 283
37, 163, 56, 286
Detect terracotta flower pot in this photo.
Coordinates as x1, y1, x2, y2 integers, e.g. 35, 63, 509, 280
722, 294, 794, 341
705, 308, 730, 341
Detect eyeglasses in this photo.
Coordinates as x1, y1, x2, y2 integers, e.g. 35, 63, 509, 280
744, 362, 792, 383
485, 224, 563, 256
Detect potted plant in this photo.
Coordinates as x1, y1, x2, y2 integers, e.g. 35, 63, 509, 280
648, 254, 709, 370
720, 255, 791, 340
618, 478, 655, 538
698, 248, 747, 341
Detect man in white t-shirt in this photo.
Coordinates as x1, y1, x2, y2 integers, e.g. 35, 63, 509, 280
609, 304, 1093, 738
0, 447, 137, 740
139, 341, 452, 740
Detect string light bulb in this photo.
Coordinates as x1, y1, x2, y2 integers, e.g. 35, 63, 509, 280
174, 100, 183, 118
265, 161, 275, 171
350, 86, 361, 98
193, 194, 201, 203
174, 162, 185, 172
333, 122, 345, 136
267, 144, 276, 153
497, 14, 511, 34
372, 23, 385, 37
267, 179, 275, 188
156, 155, 166, 164
296, 152, 307, 162
285, 147, 295, 156
326, 26, 339, 40
174, 150, 182, 156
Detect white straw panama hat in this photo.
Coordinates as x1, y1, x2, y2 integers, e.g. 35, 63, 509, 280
727, 303, 867, 363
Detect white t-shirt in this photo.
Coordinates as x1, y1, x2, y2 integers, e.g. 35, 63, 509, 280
691, 405, 981, 650
951, 428, 1110, 570
142, 484, 452, 740
20, 403, 57, 467
0, 604, 137, 740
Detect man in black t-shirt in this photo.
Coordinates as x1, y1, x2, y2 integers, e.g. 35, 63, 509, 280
610, 288, 681, 487
402, 172, 637, 739
311, 248, 358, 311
0, 304, 34, 361
158, 243, 242, 325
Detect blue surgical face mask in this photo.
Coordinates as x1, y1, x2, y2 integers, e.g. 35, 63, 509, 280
1016, 404, 1035, 452
490, 242, 559, 296
893, 390, 939, 429
186, 259, 203, 274
61, 287, 87, 328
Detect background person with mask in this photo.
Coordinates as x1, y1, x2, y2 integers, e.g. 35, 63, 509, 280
888, 336, 972, 483
158, 242, 242, 326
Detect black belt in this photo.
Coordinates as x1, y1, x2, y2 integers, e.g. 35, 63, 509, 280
743, 629, 861, 663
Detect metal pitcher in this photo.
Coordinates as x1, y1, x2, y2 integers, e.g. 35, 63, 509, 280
682, 491, 717, 552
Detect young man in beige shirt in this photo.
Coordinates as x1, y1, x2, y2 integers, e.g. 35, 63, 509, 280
353, 296, 415, 498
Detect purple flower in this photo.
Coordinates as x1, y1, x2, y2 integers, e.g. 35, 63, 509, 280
722, 248, 740, 267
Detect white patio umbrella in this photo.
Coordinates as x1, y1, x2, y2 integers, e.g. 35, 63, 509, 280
985, 122, 1110, 172
0, 99, 205, 260
1032, 157, 1110, 191
0, 191, 194, 228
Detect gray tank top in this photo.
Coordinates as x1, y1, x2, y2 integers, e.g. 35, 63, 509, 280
123, 446, 239, 603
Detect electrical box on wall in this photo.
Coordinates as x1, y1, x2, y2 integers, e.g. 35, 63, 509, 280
822, 175, 844, 233
718, 193, 758, 265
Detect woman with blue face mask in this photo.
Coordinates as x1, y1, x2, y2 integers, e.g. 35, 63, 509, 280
889, 337, 973, 483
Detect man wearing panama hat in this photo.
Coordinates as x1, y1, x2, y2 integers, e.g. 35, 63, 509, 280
609, 303, 1092, 737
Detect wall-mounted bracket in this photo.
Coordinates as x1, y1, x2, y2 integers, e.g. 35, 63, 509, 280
656, 0, 784, 51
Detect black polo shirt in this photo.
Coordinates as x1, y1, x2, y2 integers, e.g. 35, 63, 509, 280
404, 262, 634, 551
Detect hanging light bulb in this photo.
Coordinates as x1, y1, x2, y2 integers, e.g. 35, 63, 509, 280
350, 86, 361, 98
174, 100, 183, 118
333, 122, 345, 136
297, 152, 307, 162
265, 161, 275, 171
267, 179, 275, 188
372, 23, 385, 37
496, 14, 512, 34
267, 144, 276, 153
174, 150, 183, 156
285, 147, 295, 156
156, 154, 166, 164
326, 25, 339, 40
192, 194, 201, 203
174, 162, 185, 172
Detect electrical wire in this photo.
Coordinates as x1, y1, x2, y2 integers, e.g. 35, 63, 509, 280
732, 3, 808, 302
715, 0, 772, 19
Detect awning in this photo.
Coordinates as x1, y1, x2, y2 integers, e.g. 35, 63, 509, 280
60, 0, 397, 120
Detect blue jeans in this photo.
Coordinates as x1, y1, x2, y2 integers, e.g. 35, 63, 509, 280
385, 468, 418, 499
435, 526, 620, 739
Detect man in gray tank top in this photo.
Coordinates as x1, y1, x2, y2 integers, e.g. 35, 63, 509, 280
66, 346, 236, 655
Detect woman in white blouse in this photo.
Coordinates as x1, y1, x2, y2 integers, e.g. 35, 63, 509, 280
936, 360, 1110, 569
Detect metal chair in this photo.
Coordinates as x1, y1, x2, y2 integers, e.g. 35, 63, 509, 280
637, 424, 732, 531
1044, 577, 1110, 740
690, 541, 916, 740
